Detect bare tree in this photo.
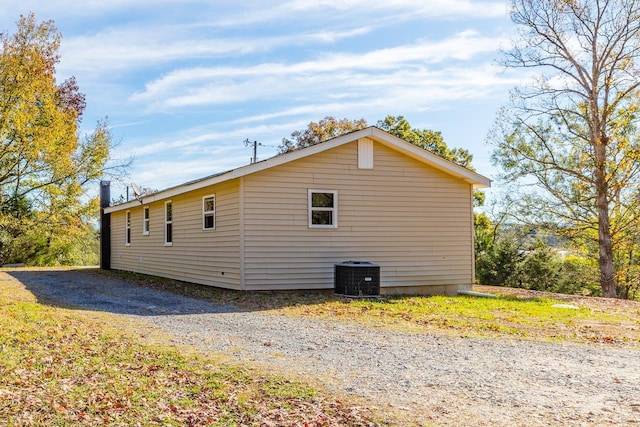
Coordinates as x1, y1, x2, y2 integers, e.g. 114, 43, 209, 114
491, 0, 640, 297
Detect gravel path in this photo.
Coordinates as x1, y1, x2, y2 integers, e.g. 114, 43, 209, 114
6, 268, 640, 426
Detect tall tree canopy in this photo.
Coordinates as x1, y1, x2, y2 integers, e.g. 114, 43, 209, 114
376, 115, 474, 169
491, 0, 640, 297
0, 14, 118, 265
279, 115, 474, 169
278, 116, 368, 153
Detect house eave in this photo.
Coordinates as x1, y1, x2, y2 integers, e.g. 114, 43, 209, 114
104, 127, 491, 213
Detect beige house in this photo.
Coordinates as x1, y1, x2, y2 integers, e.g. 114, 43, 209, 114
103, 127, 490, 295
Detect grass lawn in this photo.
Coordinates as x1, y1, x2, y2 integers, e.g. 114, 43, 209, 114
112, 270, 640, 347
0, 274, 378, 426
3, 268, 639, 426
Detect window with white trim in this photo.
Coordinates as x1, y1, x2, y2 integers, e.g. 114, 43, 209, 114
142, 206, 150, 235
202, 195, 215, 230
164, 201, 173, 245
125, 210, 131, 246
309, 190, 337, 228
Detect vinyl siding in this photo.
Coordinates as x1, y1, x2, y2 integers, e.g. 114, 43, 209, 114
108, 139, 476, 294
242, 140, 474, 291
110, 180, 241, 289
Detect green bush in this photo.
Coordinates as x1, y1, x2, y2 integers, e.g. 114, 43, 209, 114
476, 236, 601, 296
0, 216, 99, 266
520, 248, 562, 291
556, 255, 601, 296
476, 237, 525, 287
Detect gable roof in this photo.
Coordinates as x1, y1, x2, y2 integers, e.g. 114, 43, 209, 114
105, 126, 491, 213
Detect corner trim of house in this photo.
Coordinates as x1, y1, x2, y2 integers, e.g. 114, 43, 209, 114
239, 176, 246, 290
469, 185, 476, 284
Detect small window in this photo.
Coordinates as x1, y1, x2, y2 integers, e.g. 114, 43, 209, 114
309, 190, 337, 228
165, 201, 173, 245
142, 206, 150, 235
125, 210, 131, 246
203, 195, 215, 230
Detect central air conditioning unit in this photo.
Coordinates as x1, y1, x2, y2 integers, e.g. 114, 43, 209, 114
334, 261, 380, 297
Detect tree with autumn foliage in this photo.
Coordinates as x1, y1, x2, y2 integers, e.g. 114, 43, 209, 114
279, 115, 474, 168
0, 14, 121, 265
490, 0, 640, 298
278, 116, 369, 153
376, 115, 474, 169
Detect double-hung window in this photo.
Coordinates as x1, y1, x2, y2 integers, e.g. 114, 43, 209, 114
308, 190, 338, 228
142, 206, 150, 235
165, 201, 173, 245
125, 210, 131, 246
203, 195, 215, 230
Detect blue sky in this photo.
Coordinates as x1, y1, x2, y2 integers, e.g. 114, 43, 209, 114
1, 1, 524, 200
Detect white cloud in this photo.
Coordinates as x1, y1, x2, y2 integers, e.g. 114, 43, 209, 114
0, 0, 201, 20
386, 0, 508, 18
132, 133, 229, 157
231, 103, 371, 124
129, 32, 510, 111
60, 32, 255, 74
321, 30, 501, 68
132, 157, 242, 190
129, 121, 300, 157
214, 0, 507, 27
59, 25, 375, 75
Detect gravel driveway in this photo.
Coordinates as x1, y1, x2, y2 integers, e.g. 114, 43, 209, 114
6, 268, 640, 426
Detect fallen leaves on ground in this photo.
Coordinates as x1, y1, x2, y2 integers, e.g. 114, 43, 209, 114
0, 278, 380, 426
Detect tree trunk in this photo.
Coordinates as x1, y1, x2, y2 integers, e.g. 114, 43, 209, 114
594, 140, 618, 298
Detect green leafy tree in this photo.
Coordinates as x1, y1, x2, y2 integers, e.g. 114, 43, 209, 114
475, 203, 603, 295
520, 242, 562, 291
0, 14, 121, 265
558, 254, 601, 296
278, 116, 368, 153
376, 115, 474, 169
280, 115, 476, 171
476, 232, 526, 288
474, 212, 495, 256
490, 0, 640, 297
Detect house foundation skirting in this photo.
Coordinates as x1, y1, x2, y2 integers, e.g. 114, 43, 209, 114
380, 283, 472, 296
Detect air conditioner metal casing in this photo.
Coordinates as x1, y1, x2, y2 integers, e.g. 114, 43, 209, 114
334, 261, 380, 297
